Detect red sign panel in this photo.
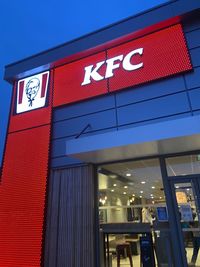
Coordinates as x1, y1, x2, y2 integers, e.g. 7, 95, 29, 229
108, 24, 192, 92
53, 52, 108, 107
53, 24, 192, 107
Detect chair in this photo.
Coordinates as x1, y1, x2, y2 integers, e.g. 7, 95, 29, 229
116, 242, 133, 267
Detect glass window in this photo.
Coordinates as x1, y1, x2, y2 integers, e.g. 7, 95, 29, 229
165, 154, 200, 177
98, 158, 165, 224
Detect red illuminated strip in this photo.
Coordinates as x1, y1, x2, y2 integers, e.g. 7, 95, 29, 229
41, 73, 48, 98
18, 80, 24, 104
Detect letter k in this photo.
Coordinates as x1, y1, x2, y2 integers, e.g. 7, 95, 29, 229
81, 61, 105, 85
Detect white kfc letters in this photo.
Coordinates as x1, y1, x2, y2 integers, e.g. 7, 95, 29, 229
81, 48, 144, 86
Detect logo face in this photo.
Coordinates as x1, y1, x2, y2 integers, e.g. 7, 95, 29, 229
16, 71, 49, 114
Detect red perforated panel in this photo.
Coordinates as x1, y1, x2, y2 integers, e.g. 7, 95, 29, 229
0, 70, 53, 267
53, 51, 107, 107
9, 107, 52, 133
0, 125, 50, 267
108, 24, 192, 92
53, 24, 192, 107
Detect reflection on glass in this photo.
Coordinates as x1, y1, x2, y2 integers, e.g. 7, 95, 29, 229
174, 182, 200, 266
166, 154, 200, 176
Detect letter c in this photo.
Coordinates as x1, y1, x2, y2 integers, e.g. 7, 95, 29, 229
123, 48, 144, 71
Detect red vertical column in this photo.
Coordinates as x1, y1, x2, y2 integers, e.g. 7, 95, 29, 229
0, 70, 53, 267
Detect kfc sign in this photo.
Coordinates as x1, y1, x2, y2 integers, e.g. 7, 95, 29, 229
81, 48, 144, 85
53, 24, 192, 107
16, 71, 49, 114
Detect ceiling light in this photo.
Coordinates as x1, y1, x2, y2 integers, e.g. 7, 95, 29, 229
150, 194, 153, 197
140, 191, 143, 194
159, 196, 162, 199
110, 174, 117, 178
141, 181, 146, 184
132, 194, 135, 197
123, 192, 127, 195
113, 184, 117, 187
126, 173, 131, 177
139, 196, 142, 198
151, 186, 155, 189
186, 188, 190, 191
111, 189, 114, 192
175, 185, 179, 189
124, 186, 128, 189
151, 196, 154, 199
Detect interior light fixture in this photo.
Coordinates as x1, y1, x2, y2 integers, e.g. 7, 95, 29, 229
126, 173, 131, 177
124, 186, 128, 189
141, 181, 146, 184
113, 184, 117, 187
151, 186, 155, 189
123, 192, 127, 195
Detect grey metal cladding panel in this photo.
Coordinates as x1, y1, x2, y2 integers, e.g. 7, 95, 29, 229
190, 47, 200, 68
115, 75, 186, 107
52, 109, 117, 139
117, 92, 191, 126
186, 28, 200, 49
51, 156, 82, 169
53, 94, 115, 122
189, 88, 200, 110
185, 67, 200, 89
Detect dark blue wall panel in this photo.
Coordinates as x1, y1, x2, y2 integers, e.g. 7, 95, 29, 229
51, 156, 82, 169
52, 109, 117, 139
189, 88, 200, 110
115, 75, 185, 107
185, 66, 200, 89
53, 94, 115, 122
184, 16, 200, 33
186, 28, 200, 49
117, 93, 190, 126
190, 47, 200, 68
118, 112, 191, 130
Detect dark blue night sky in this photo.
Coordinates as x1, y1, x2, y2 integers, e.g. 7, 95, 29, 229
0, 0, 168, 166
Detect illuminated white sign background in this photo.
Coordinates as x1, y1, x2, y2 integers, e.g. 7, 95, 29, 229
16, 71, 49, 114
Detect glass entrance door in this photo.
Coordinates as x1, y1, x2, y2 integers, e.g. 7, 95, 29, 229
171, 177, 200, 266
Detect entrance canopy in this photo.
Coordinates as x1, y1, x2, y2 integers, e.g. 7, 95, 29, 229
66, 115, 200, 163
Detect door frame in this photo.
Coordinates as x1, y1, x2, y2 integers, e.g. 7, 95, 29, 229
160, 157, 200, 267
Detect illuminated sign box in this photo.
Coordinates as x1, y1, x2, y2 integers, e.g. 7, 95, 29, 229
16, 71, 49, 114
53, 24, 192, 107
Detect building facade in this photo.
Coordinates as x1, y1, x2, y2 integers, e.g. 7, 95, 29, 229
2, 1, 200, 266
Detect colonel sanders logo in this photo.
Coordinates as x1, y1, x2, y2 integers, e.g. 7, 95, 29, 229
16, 71, 49, 114
25, 78, 40, 107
